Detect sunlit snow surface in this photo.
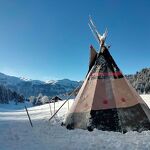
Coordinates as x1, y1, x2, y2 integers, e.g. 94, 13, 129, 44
0, 95, 150, 150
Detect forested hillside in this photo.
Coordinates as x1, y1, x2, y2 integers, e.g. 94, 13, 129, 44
126, 68, 150, 94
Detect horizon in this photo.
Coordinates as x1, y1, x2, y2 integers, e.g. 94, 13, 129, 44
0, 0, 150, 81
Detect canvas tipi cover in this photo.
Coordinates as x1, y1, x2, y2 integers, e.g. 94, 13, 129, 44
63, 19, 150, 133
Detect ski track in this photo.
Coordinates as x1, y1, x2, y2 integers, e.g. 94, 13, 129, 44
0, 95, 150, 150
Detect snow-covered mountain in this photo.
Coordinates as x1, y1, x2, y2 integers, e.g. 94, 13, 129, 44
0, 72, 44, 85
0, 72, 81, 98
126, 68, 150, 94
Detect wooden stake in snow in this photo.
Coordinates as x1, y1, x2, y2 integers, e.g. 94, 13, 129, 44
49, 101, 52, 116
54, 101, 56, 114
68, 100, 69, 111
25, 106, 33, 127
49, 85, 81, 122
49, 99, 69, 121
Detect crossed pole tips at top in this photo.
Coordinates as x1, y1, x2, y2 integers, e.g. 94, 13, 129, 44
88, 15, 108, 48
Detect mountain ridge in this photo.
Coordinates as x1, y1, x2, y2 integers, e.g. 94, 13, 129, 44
0, 72, 81, 98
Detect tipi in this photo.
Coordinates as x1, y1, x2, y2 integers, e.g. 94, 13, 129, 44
63, 17, 150, 133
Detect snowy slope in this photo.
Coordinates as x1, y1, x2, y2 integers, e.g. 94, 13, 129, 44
0, 95, 150, 150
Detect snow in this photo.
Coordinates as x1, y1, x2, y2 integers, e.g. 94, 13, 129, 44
20, 77, 32, 81
0, 95, 150, 150
140, 94, 150, 104
45, 80, 57, 84
45, 79, 79, 87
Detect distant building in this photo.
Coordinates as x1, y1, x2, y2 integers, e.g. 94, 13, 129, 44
50, 96, 62, 103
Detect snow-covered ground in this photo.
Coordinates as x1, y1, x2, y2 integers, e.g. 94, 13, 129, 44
0, 95, 150, 150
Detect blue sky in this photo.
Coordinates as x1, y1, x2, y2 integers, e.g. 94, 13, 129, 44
0, 0, 150, 81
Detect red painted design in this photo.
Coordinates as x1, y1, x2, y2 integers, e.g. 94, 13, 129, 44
90, 72, 123, 77
90, 45, 93, 49
121, 98, 126, 102
103, 99, 108, 104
